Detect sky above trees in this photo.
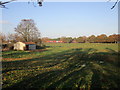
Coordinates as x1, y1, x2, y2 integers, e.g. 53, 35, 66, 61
1, 2, 118, 38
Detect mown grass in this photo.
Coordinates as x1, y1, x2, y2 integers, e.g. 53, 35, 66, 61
2, 43, 120, 89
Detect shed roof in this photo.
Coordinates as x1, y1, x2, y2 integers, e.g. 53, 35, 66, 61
24, 42, 36, 44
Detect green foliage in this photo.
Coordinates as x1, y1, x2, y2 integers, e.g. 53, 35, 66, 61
60, 37, 73, 43
95, 34, 108, 43
75, 37, 85, 43
56, 34, 120, 43
87, 35, 96, 43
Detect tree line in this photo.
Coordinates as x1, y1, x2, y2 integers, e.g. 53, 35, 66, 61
1, 30, 120, 44
1, 32, 120, 44
42, 34, 120, 43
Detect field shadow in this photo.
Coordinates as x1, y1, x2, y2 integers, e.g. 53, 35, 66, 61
90, 69, 102, 90
105, 48, 118, 54
2, 51, 31, 58
2, 49, 49, 59
2, 47, 120, 89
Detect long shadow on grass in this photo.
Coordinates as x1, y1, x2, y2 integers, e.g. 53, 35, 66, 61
3, 70, 63, 89
90, 69, 102, 90
2, 48, 120, 89
2, 48, 96, 72
2, 51, 31, 58
2, 49, 49, 58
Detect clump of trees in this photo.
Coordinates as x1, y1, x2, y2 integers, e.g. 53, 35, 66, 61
43, 34, 120, 43
60, 37, 73, 43
87, 35, 96, 43
74, 36, 87, 43
95, 34, 108, 43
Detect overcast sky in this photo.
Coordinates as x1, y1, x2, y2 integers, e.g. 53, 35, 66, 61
1, 2, 118, 38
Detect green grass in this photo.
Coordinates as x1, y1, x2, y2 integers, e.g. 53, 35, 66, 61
2, 43, 120, 89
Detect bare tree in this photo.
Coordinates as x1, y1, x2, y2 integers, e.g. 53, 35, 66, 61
0, 0, 43, 8
0, 0, 16, 8
1, 0, 119, 9
7, 33, 22, 42
110, 0, 119, 9
15, 19, 41, 43
41, 37, 50, 43
0, 32, 6, 42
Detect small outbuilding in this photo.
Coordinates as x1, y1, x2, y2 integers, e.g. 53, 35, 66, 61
14, 42, 36, 51
14, 42, 26, 50
24, 42, 36, 50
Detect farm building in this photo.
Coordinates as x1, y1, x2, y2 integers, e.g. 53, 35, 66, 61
14, 42, 25, 50
24, 42, 36, 50
14, 42, 36, 50
47, 41, 63, 43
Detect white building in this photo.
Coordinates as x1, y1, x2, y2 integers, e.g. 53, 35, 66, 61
14, 42, 36, 51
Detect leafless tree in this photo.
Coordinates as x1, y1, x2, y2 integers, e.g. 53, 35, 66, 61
15, 19, 41, 42
0, 0, 16, 8
1, 0, 119, 9
0, 32, 6, 42
0, 0, 43, 8
7, 33, 22, 42
110, 0, 119, 9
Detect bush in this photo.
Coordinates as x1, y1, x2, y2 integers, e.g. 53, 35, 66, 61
7, 43, 14, 50
36, 44, 46, 49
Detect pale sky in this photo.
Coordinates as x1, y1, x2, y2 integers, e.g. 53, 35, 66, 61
1, 1, 118, 38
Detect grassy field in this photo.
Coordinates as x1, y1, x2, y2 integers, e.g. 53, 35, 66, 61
2, 43, 120, 89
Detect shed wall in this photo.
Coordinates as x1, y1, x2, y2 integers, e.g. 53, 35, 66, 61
28, 44, 36, 50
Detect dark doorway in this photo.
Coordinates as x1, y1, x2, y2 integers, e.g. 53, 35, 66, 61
26, 45, 29, 50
